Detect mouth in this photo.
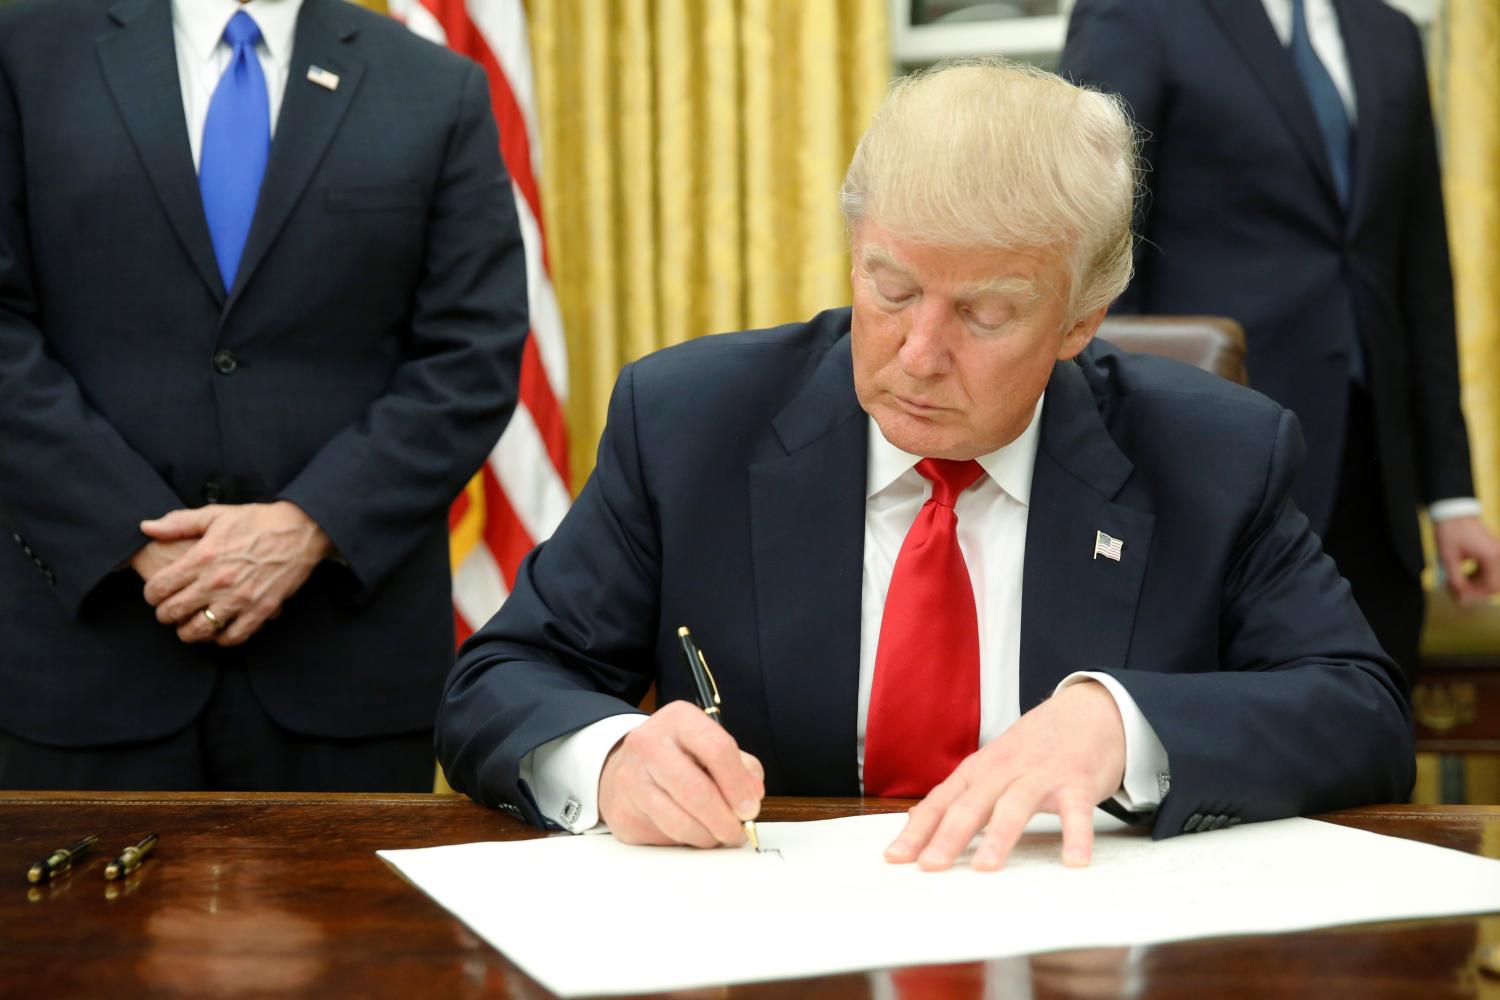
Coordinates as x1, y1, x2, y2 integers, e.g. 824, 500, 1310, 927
889, 393, 947, 416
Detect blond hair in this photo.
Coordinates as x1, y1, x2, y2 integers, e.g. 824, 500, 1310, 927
840, 57, 1138, 321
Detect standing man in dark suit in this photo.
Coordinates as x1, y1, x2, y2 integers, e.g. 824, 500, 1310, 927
1059, 0, 1500, 684
437, 59, 1413, 871
0, 0, 526, 790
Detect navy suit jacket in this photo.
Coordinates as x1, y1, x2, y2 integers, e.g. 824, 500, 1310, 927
438, 309, 1414, 838
0, 0, 526, 746
1059, 0, 1472, 576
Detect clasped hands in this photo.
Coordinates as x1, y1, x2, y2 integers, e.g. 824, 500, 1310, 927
128, 501, 330, 647
598, 680, 1126, 871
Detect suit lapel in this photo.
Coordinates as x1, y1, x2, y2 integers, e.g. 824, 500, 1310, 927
749, 334, 867, 795
1019, 359, 1155, 711
228, 0, 365, 307
96, 0, 225, 304
1201, 0, 1344, 214
1334, 0, 1383, 229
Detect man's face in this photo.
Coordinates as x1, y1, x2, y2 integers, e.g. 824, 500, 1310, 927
849, 221, 1105, 460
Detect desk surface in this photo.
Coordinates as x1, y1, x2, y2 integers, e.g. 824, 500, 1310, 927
1, 793, 1497, 998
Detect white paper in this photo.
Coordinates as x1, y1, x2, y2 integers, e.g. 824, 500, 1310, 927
379, 813, 1500, 997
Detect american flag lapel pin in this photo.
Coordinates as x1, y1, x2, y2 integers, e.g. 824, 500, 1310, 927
1093, 530, 1124, 562
307, 65, 341, 91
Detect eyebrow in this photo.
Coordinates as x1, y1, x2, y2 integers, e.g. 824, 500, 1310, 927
859, 244, 1044, 306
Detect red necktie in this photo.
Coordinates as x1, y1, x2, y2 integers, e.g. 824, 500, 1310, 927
864, 458, 985, 797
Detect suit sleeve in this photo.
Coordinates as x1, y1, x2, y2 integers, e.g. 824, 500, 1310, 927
436, 363, 658, 825
1057, 0, 1169, 314
278, 62, 528, 596
0, 49, 185, 618
1392, 17, 1475, 503
1098, 409, 1415, 839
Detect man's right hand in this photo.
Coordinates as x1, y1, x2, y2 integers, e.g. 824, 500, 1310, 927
597, 700, 765, 847
128, 539, 197, 584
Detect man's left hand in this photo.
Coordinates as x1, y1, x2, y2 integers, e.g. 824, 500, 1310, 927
1433, 515, 1500, 605
141, 501, 331, 646
884, 680, 1125, 872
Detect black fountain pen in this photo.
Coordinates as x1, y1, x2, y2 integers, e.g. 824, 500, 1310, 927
26, 834, 98, 884
677, 626, 761, 852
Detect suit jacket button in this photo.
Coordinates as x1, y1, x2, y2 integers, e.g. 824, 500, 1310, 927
202, 482, 224, 504
1183, 812, 1203, 833
212, 350, 238, 375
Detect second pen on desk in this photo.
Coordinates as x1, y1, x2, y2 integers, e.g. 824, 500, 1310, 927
676, 626, 761, 852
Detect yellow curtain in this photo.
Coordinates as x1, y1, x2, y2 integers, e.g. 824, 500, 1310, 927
1435, 2, 1500, 529
530, 0, 890, 483
1418, 1, 1500, 805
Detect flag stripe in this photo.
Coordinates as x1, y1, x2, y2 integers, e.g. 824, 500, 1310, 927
480, 463, 536, 588
491, 402, 572, 546
418, 0, 548, 270
400, 0, 571, 640
520, 336, 568, 482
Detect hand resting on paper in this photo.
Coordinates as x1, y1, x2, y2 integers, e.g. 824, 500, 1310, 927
885, 680, 1126, 872
598, 700, 765, 847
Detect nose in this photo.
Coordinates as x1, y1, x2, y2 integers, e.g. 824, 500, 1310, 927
896, 298, 954, 379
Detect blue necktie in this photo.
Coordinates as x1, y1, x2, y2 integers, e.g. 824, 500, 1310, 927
1289, 0, 1352, 207
199, 11, 270, 292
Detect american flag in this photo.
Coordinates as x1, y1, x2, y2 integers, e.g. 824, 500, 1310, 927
1092, 530, 1124, 562
390, 0, 572, 643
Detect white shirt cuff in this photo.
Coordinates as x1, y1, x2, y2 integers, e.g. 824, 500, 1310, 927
1055, 671, 1170, 812
1429, 498, 1483, 523
518, 713, 648, 833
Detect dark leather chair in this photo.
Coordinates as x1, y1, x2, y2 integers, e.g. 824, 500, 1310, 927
1096, 314, 1248, 386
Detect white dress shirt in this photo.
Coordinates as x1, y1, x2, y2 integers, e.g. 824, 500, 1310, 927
524, 399, 1170, 833
1257, 0, 1481, 524
172, 0, 302, 170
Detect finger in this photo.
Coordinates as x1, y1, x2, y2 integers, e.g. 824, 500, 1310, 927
216, 597, 279, 647
140, 507, 217, 541
1470, 548, 1500, 596
156, 568, 240, 625
176, 607, 228, 645
637, 780, 721, 849
677, 717, 762, 821
143, 544, 215, 606
969, 777, 1049, 871
923, 776, 1033, 872
1056, 796, 1097, 868
738, 750, 765, 785
885, 774, 968, 864
644, 741, 747, 845
1446, 552, 1480, 603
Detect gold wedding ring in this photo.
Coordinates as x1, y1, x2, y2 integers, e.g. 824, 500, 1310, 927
201, 608, 227, 631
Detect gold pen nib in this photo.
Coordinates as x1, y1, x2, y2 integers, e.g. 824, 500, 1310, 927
744, 821, 760, 852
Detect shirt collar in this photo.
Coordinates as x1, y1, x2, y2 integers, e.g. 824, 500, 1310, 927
174, 0, 303, 64
865, 393, 1045, 506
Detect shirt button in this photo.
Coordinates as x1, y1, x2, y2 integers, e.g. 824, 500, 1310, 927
202, 482, 224, 504
212, 350, 238, 375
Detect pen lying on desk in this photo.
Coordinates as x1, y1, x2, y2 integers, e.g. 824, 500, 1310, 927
105, 833, 159, 880
677, 626, 761, 852
27, 834, 98, 884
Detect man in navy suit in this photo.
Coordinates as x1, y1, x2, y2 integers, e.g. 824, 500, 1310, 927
1058, 0, 1500, 684
437, 59, 1412, 871
0, 0, 526, 789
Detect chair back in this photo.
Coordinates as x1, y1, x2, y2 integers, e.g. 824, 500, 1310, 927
1097, 315, 1248, 386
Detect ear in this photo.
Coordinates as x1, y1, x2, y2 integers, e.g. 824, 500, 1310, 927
1056, 305, 1108, 361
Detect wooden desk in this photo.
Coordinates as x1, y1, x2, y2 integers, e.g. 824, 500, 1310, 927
2, 793, 1497, 998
